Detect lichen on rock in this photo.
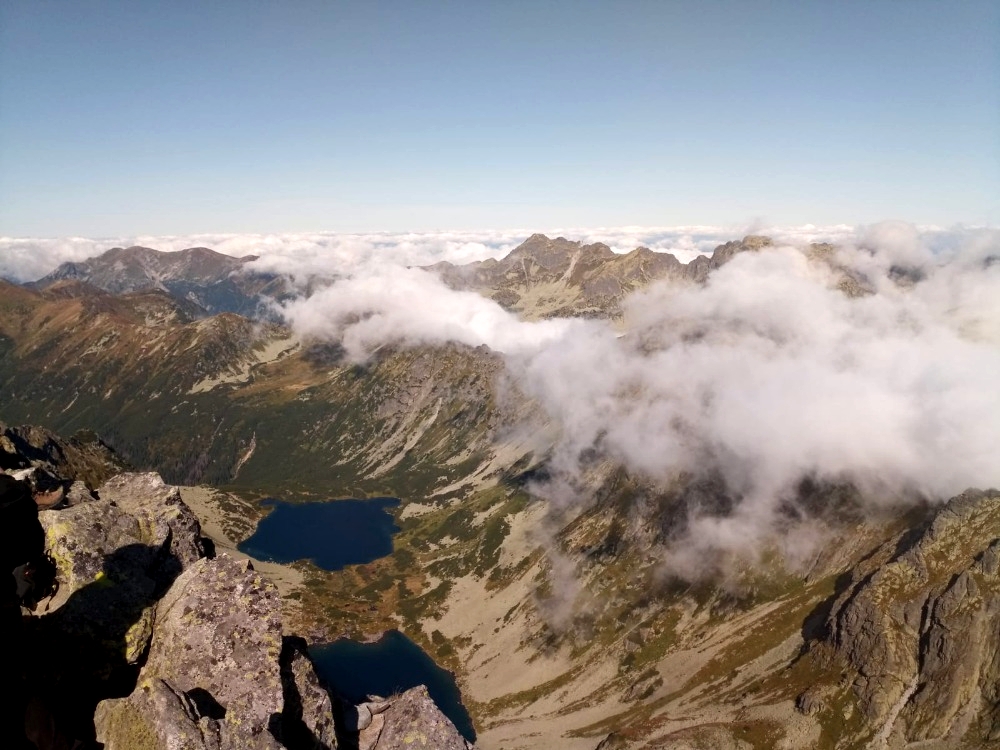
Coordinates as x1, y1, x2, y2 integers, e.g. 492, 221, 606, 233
369, 685, 471, 750
95, 554, 337, 749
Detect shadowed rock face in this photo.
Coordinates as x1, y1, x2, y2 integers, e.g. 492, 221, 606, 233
0, 421, 124, 492
28, 472, 208, 745
824, 488, 1000, 745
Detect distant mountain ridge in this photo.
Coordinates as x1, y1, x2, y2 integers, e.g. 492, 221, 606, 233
427, 233, 774, 319
25, 234, 776, 322
31, 245, 287, 317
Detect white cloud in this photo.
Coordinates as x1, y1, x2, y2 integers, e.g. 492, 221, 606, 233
281, 266, 581, 360
272, 222, 1000, 574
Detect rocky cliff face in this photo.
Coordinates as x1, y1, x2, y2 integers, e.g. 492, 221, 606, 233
0, 421, 124, 496
94, 555, 337, 749
823, 488, 1000, 746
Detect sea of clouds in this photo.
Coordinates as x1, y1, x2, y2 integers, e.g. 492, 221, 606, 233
0, 224, 862, 283
4, 222, 998, 574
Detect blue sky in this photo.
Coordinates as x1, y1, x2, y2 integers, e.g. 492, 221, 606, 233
1, 0, 997, 236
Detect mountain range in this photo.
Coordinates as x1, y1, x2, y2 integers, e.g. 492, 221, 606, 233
2, 234, 999, 748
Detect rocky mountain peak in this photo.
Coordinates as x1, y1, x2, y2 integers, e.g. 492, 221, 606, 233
709, 234, 773, 263
427, 233, 768, 319
29, 246, 278, 318
505, 234, 592, 269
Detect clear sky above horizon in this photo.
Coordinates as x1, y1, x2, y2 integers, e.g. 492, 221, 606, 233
1, 0, 997, 237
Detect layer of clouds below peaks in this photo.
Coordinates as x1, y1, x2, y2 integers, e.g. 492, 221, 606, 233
5, 222, 999, 569
0, 224, 863, 283
283, 223, 1000, 568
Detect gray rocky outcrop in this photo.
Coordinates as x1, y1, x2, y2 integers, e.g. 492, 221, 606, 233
359, 685, 471, 750
29, 472, 207, 705
824, 488, 1000, 745
22, 469, 341, 748
38, 472, 204, 616
5, 419, 471, 750
95, 555, 337, 749
26, 466, 471, 749
98, 471, 205, 570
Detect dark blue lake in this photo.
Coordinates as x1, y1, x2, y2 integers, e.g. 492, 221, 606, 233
310, 629, 476, 743
237, 497, 400, 571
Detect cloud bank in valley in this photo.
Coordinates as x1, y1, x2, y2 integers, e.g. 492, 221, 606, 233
273, 223, 1000, 571
281, 265, 582, 359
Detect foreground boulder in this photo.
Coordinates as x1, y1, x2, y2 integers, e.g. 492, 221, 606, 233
95, 555, 337, 749
39, 473, 203, 607
22, 470, 339, 748
28, 472, 208, 742
355, 686, 471, 750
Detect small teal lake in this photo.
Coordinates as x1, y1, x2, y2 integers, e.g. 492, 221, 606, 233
237, 497, 400, 571
310, 630, 476, 743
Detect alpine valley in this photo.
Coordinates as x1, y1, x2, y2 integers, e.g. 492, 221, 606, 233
2, 232, 1000, 750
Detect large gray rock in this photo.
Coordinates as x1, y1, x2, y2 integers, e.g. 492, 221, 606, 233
369, 685, 471, 750
95, 555, 337, 749
25, 472, 208, 744
37, 499, 162, 666
29, 473, 204, 698
31, 470, 338, 749
98, 471, 204, 569
825, 488, 1000, 745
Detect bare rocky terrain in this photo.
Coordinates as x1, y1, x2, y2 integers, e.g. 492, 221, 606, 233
3, 426, 471, 749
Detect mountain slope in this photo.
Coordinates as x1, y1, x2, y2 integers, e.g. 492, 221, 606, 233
31, 245, 287, 317
0, 279, 528, 496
